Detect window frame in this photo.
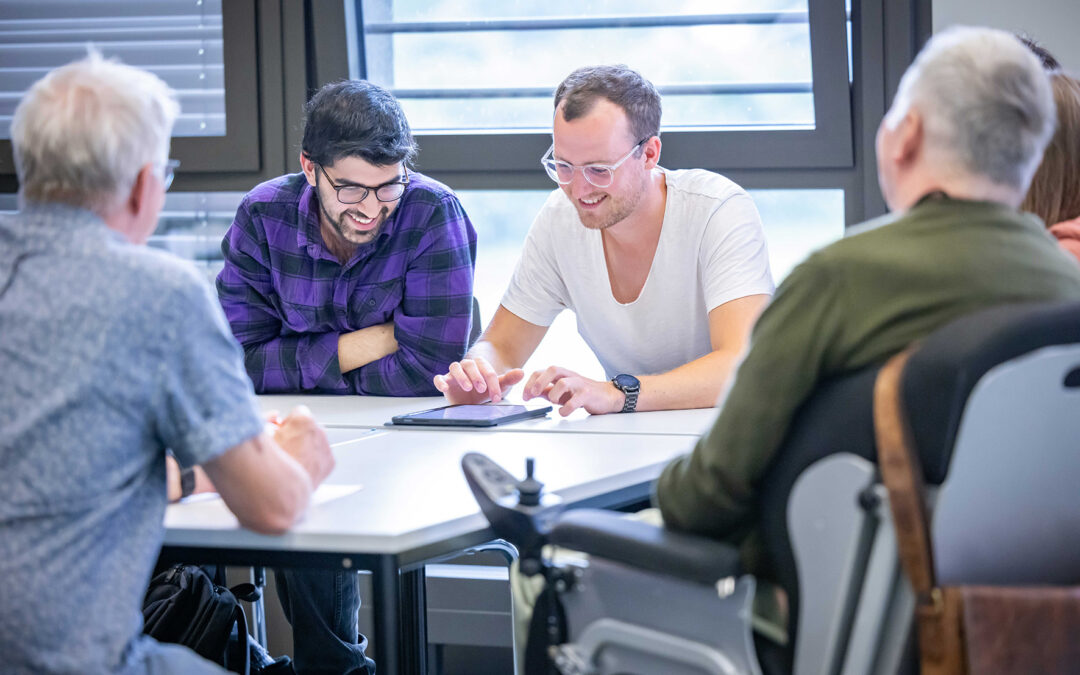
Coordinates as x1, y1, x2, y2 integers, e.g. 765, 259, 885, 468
348, 0, 853, 174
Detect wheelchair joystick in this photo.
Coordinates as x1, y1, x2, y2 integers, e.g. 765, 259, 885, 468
516, 457, 543, 507
461, 452, 564, 574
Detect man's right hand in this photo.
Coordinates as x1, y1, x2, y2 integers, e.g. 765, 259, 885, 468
273, 405, 335, 486
433, 357, 525, 404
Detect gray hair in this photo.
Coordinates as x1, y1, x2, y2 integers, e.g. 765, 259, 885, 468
11, 51, 179, 214
885, 26, 1055, 191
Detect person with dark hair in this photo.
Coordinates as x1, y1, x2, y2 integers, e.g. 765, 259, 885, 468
218, 79, 476, 399
435, 64, 774, 416
216, 79, 476, 674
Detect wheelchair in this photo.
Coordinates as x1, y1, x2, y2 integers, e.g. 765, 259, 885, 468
462, 301, 1080, 675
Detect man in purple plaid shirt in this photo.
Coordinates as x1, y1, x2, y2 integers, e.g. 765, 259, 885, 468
217, 81, 477, 398
216, 80, 476, 674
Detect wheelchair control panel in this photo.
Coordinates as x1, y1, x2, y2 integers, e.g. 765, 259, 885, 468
461, 453, 564, 574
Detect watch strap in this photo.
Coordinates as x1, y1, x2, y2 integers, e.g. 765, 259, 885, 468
612, 375, 640, 413
179, 467, 196, 499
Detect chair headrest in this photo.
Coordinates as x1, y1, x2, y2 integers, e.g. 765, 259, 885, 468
903, 300, 1080, 483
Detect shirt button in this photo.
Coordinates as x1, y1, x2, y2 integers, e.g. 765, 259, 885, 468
368, 299, 377, 307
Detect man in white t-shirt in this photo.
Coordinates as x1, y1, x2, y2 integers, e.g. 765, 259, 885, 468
434, 65, 775, 414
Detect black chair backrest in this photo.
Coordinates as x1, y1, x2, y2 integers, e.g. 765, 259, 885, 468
902, 300, 1080, 484
757, 364, 879, 672
469, 297, 482, 347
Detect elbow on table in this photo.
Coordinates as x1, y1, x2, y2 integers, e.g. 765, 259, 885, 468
235, 483, 312, 536
237, 501, 304, 536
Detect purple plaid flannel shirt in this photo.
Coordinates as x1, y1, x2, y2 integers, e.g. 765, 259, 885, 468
216, 172, 477, 395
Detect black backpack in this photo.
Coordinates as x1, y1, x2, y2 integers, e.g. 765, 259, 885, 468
143, 564, 254, 674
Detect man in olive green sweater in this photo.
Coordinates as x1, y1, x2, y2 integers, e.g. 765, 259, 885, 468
513, 27, 1080, 669
656, 27, 1080, 570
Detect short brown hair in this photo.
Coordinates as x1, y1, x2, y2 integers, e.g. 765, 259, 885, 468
1022, 72, 1080, 226
553, 65, 661, 144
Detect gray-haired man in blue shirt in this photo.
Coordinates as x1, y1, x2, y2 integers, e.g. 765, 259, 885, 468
0, 54, 335, 674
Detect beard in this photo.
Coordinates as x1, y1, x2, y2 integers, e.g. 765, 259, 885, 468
574, 171, 648, 231
321, 203, 390, 245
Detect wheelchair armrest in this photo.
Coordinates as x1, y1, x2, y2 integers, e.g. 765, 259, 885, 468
547, 509, 741, 585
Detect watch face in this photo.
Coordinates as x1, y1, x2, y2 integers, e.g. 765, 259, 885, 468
613, 374, 640, 391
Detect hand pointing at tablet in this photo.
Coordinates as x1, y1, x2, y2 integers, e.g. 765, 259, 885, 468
433, 356, 524, 404
434, 305, 546, 404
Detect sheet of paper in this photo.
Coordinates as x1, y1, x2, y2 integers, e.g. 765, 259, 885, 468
310, 483, 363, 506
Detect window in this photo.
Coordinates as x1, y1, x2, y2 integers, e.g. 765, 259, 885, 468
0, 0, 262, 176
0, 1, 226, 139
354, 0, 853, 172
361, 0, 817, 132
150, 191, 246, 285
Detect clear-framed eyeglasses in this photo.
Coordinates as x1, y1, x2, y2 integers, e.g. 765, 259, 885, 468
318, 164, 410, 204
160, 159, 180, 191
540, 138, 648, 188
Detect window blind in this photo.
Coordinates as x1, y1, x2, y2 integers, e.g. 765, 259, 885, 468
0, 0, 225, 139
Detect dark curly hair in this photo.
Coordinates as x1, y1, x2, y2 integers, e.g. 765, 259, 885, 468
301, 80, 417, 167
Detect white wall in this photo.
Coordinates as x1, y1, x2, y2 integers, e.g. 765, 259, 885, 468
934, 0, 1080, 73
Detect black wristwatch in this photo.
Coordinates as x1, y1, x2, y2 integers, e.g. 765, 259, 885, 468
611, 374, 641, 413
179, 467, 196, 499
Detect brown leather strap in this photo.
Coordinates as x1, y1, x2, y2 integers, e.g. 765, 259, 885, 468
873, 348, 938, 598
875, 348, 969, 672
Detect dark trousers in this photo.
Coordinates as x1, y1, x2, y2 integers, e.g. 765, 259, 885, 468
275, 568, 376, 675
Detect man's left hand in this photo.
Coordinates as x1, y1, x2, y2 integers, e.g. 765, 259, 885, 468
522, 366, 624, 416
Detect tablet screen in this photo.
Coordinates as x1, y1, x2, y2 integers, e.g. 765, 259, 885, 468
407, 404, 535, 422
391, 403, 552, 426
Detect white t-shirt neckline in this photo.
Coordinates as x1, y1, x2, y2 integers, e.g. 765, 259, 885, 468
594, 168, 672, 308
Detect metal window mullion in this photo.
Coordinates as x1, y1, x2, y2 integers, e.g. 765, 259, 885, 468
389, 82, 814, 100
364, 11, 810, 34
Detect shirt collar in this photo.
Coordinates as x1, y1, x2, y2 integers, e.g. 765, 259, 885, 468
16, 202, 119, 241
295, 181, 329, 260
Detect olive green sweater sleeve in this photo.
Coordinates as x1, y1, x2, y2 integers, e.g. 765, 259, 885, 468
655, 254, 846, 539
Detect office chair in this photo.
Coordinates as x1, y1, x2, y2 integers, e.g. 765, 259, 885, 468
463, 300, 1080, 675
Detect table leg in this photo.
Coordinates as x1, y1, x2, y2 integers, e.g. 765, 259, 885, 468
373, 556, 401, 675
372, 557, 429, 675
400, 567, 427, 674
250, 566, 268, 647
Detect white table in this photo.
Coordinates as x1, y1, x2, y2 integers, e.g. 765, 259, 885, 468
163, 426, 698, 674
259, 394, 719, 437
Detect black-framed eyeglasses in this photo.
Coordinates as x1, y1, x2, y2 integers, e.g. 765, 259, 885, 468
317, 164, 409, 204
160, 159, 180, 191
540, 138, 648, 188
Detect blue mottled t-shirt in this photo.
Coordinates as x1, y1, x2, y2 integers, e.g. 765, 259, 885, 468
0, 205, 265, 674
